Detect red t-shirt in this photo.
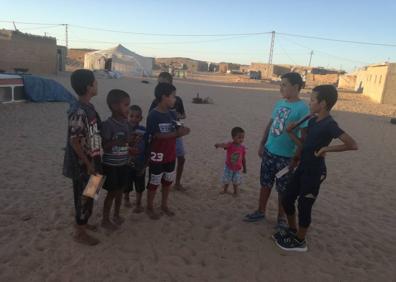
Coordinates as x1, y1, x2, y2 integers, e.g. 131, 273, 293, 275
146, 109, 177, 164
225, 143, 246, 172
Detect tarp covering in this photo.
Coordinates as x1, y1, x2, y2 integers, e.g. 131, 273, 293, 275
84, 44, 153, 77
22, 75, 77, 105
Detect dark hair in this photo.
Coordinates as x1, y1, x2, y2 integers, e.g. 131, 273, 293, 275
281, 72, 305, 90
231, 127, 245, 137
312, 85, 338, 111
155, 83, 176, 102
106, 89, 130, 111
158, 72, 173, 84
129, 104, 142, 115
71, 69, 95, 96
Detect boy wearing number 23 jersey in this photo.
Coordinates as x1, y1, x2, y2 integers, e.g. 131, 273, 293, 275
145, 83, 190, 219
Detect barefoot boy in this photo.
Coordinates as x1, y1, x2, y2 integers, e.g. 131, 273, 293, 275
215, 127, 247, 196
101, 89, 132, 230
63, 69, 102, 245
146, 83, 190, 219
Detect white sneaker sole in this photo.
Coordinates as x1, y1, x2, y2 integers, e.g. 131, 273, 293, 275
275, 240, 308, 252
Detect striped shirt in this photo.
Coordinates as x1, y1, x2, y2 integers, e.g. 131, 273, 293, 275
101, 117, 132, 166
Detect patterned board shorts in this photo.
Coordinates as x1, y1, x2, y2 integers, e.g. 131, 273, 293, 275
222, 165, 242, 185
260, 149, 292, 194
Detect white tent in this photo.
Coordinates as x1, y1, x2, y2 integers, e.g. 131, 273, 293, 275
84, 44, 153, 77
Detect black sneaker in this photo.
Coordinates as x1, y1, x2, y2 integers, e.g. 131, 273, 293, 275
275, 234, 308, 252
271, 228, 296, 241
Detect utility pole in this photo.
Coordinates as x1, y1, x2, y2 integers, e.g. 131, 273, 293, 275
308, 50, 314, 67
62, 24, 69, 49
12, 21, 18, 31
65, 24, 69, 49
267, 30, 275, 78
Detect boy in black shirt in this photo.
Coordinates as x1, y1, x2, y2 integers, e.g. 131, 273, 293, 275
274, 85, 358, 252
63, 69, 102, 246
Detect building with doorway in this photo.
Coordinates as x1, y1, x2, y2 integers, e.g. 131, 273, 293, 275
357, 63, 396, 104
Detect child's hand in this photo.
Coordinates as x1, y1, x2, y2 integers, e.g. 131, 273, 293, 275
286, 122, 297, 133
288, 157, 299, 169
258, 147, 264, 158
85, 162, 96, 175
138, 168, 146, 176
128, 147, 140, 156
177, 126, 190, 137
243, 169, 247, 174
214, 144, 219, 149
315, 147, 328, 157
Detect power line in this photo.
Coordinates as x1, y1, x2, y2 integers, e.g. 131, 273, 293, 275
278, 32, 396, 48
2, 20, 396, 47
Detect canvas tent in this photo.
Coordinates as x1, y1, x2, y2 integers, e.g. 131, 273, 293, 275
84, 44, 153, 77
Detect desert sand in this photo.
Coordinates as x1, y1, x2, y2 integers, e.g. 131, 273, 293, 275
0, 75, 395, 282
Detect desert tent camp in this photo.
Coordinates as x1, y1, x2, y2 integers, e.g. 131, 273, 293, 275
84, 44, 153, 77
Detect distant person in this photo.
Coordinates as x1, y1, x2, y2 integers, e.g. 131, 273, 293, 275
101, 89, 133, 230
149, 72, 187, 191
215, 127, 247, 196
244, 73, 310, 228
124, 105, 149, 213
62, 69, 102, 246
146, 83, 190, 219
273, 85, 358, 252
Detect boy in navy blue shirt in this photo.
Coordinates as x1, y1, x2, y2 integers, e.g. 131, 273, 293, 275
274, 85, 358, 252
146, 83, 190, 219
124, 105, 149, 213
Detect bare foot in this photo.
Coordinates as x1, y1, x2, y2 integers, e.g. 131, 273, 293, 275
161, 207, 175, 217
73, 230, 100, 246
219, 190, 228, 195
146, 209, 160, 220
113, 216, 125, 225
101, 220, 119, 231
124, 200, 132, 208
174, 184, 187, 191
133, 206, 144, 213
85, 224, 98, 232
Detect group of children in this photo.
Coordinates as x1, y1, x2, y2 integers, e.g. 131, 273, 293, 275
63, 70, 189, 245
63, 69, 357, 252
215, 72, 357, 252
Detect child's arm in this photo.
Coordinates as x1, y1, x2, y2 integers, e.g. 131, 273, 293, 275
286, 122, 304, 148
242, 156, 247, 173
152, 126, 190, 140
214, 143, 229, 149
70, 137, 96, 175
315, 132, 358, 157
258, 119, 273, 157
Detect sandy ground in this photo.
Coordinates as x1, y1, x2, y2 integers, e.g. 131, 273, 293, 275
0, 75, 395, 282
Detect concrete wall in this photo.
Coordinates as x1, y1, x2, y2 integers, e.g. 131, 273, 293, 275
306, 73, 339, 87
0, 30, 57, 74
338, 74, 357, 90
382, 64, 396, 104
362, 65, 388, 103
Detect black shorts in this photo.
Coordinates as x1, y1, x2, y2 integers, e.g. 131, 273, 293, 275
126, 168, 146, 193
148, 161, 176, 188
103, 165, 130, 192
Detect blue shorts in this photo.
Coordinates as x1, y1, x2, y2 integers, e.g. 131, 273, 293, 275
222, 166, 242, 185
176, 137, 185, 157
260, 149, 292, 194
